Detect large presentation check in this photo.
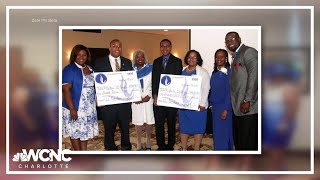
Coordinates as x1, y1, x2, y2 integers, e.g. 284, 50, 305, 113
94, 71, 141, 106
157, 74, 202, 110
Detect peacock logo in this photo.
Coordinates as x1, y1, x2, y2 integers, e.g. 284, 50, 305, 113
12, 152, 28, 162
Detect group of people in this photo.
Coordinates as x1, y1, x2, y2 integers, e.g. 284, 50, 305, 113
62, 31, 258, 151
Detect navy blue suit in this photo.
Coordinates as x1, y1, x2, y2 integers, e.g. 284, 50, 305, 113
94, 55, 133, 150
152, 54, 182, 150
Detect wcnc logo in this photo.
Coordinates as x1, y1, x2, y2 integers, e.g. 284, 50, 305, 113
12, 149, 72, 169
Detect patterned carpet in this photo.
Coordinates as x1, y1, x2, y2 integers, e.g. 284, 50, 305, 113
62, 119, 214, 151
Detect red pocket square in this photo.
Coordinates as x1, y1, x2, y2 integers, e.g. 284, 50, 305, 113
234, 62, 241, 68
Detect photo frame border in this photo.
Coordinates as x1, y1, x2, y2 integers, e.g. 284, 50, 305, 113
6, 6, 314, 175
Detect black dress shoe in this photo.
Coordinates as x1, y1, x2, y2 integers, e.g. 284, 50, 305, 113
166, 146, 174, 151
105, 146, 118, 151
121, 146, 132, 151
157, 146, 166, 151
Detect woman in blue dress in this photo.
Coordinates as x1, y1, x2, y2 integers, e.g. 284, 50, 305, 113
62, 44, 99, 150
263, 63, 300, 170
209, 49, 233, 150
179, 50, 210, 150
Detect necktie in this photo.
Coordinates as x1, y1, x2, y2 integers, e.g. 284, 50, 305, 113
115, 58, 120, 71
231, 52, 237, 60
162, 58, 168, 69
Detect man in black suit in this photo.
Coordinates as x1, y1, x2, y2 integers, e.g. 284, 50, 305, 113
152, 39, 183, 150
94, 39, 132, 150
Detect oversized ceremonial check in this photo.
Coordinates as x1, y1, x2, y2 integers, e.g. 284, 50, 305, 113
157, 74, 202, 110
94, 71, 141, 106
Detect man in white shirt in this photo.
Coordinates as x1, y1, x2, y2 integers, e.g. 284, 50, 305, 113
94, 39, 133, 151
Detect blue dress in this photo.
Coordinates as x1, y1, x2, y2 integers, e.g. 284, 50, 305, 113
263, 85, 295, 148
179, 69, 207, 134
209, 68, 233, 150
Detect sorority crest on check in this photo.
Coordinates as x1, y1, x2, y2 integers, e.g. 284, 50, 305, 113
157, 74, 202, 110
94, 71, 141, 106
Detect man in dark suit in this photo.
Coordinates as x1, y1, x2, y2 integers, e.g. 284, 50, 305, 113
152, 39, 183, 150
94, 39, 132, 150
225, 32, 258, 150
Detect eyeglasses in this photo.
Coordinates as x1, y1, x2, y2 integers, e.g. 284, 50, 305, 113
225, 37, 237, 43
111, 44, 121, 48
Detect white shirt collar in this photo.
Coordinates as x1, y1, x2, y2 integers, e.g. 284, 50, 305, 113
109, 54, 121, 61
74, 62, 93, 72
74, 62, 85, 69
235, 43, 243, 53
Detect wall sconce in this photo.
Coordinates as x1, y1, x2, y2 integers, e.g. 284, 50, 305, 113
62, 49, 71, 65
173, 53, 179, 58
66, 49, 71, 59
130, 51, 135, 61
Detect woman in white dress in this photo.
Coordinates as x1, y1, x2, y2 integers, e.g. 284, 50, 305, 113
132, 50, 155, 150
62, 44, 99, 150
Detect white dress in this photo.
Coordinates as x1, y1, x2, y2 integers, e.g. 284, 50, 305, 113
131, 72, 155, 125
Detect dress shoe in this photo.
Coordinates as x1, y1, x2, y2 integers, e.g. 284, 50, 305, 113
121, 146, 132, 151
157, 146, 166, 151
166, 145, 174, 151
